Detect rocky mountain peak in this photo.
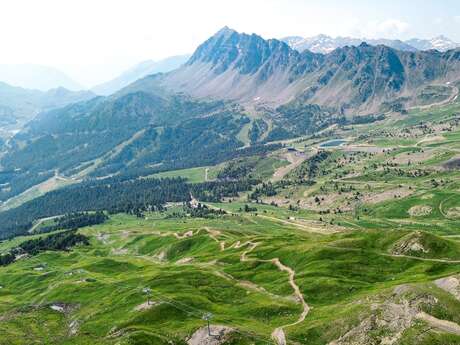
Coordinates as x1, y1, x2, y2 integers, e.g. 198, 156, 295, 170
187, 27, 297, 75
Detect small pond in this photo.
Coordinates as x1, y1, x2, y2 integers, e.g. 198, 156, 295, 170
319, 139, 347, 148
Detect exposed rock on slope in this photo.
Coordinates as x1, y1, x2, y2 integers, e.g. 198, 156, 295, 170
155, 27, 460, 115
160, 27, 310, 105
329, 284, 460, 345
390, 231, 458, 259
187, 325, 234, 345
435, 275, 460, 301
391, 231, 431, 256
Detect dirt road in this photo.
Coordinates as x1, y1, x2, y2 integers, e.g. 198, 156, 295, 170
272, 151, 310, 182
417, 312, 460, 335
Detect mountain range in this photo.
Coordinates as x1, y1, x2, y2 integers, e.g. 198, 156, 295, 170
0, 64, 84, 91
156, 27, 460, 113
0, 56, 189, 130
2, 26, 460, 202
0, 82, 95, 136
282, 34, 460, 54
1, 34, 457, 96
91, 55, 190, 95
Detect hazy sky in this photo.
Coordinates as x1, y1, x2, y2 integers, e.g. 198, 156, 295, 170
1, 0, 459, 87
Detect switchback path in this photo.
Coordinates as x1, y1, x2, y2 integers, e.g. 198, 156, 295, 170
164, 227, 311, 345
239, 241, 309, 345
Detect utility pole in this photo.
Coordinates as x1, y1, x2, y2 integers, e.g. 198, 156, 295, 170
142, 287, 152, 305
203, 312, 213, 336
354, 199, 362, 220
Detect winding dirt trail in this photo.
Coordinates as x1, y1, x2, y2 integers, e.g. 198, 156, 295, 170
383, 253, 460, 264
149, 228, 310, 344
416, 312, 460, 335
439, 194, 456, 218
173, 230, 195, 240
270, 258, 310, 345
239, 241, 309, 345
28, 215, 61, 234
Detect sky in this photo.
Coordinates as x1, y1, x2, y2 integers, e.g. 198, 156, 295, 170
1, 0, 459, 87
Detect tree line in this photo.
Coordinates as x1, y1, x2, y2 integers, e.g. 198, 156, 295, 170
39, 212, 108, 233
0, 176, 259, 239
0, 230, 89, 266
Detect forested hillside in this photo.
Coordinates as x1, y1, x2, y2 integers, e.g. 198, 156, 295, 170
0, 174, 261, 239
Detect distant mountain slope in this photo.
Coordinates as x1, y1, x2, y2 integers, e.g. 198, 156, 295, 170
282, 34, 417, 54
0, 82, 95, 131
282, 34, 460, 54
406, 35, 460, 52
91, 55, 190, 95
159, 27, 460, 114
0, 64, 83, 91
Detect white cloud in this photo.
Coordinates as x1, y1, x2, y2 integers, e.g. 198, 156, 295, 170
355, 19, 410, 39
455, 16, 460, 23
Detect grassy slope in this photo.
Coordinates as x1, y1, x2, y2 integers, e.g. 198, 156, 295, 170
149, 155, 287, 183
150, 166, 213, 183
0, 210, 458, 345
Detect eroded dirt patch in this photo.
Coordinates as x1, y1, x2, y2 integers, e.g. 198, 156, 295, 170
272, 151, 309, 181
390, 150, 435, 165
134, 301, 161, 312
187, 325, 234, 345
328, 285, 448, 345
391, 232, 429, 255
363, 187, 413, 205
408, 205, 432, 217
435, 276, 460, 301
446, 207, 460, 218
176, 257, 194, 264
301, 192, 354, 212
